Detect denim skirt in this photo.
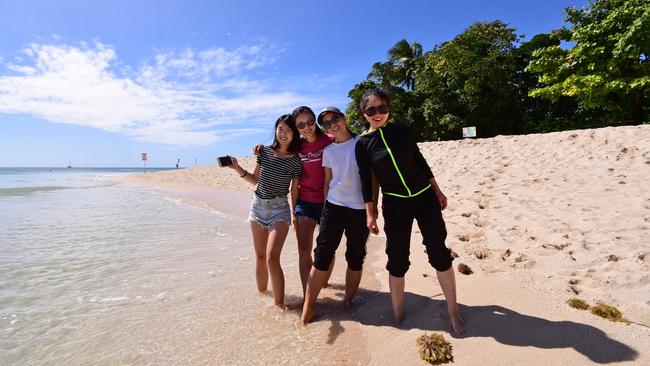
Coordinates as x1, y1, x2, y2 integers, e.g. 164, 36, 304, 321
248, 195, 291, 230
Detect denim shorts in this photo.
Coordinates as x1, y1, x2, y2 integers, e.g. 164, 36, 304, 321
248, 195, 291, 230
294, 199, 324, 224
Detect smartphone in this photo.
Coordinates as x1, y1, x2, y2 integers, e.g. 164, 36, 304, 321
217, 155, 233, 167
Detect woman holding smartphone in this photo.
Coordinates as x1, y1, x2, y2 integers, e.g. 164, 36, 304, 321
228, 114, 302, 308
255, 106, 335, 297
355, 89, 467, 335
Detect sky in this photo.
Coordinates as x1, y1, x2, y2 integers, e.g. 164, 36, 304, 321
0, 0, 588, 167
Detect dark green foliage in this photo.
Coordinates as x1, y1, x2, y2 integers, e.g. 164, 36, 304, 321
345, 0, 649, 140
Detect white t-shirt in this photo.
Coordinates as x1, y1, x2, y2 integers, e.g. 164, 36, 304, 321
322, 135, 365, 210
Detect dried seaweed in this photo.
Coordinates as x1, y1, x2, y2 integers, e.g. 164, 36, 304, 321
416, 333, 454, 365
590, 302, 630, 323
567, 298, 590, 310
457, 263, 473, 275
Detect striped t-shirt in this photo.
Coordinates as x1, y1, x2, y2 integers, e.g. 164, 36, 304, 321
255, 146, 303, 199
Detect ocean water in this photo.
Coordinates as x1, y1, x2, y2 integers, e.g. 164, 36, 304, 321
0, 168, 366, 366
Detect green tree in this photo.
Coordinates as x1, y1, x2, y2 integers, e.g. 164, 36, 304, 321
387, 39, 423, 90
527, 0, 650, 124
513, 32, 584, 132
418, 21, 522, 138
368, 39, 423, 91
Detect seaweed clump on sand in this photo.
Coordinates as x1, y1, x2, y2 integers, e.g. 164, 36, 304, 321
416, 333, 454, 365
567, 298, 590, 310
457, 263, 473, 275
590, 302, 630, 323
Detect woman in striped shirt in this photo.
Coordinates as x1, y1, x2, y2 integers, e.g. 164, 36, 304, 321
228, 114, 303, 308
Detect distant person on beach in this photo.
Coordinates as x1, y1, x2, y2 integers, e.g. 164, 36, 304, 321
255, 106, 335, 297
300, 106, 369, 325
355, 89, 467, 336
176, 158, 180, 168
227, 114, 302, 308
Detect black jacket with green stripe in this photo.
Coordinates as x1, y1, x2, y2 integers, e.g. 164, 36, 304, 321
355, 123, 434, 203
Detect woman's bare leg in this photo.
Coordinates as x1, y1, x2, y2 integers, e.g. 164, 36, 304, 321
322, 257, 335, 288
344, 268, 362, 308
299, 267, 329, 325
250, 221, 269, 293
436, 267, 467, 336
295, 218, 317, 296
388, 275, 405, 323
267, 222, 289, 307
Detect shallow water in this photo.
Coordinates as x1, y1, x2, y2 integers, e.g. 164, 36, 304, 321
0, 168, 368, 365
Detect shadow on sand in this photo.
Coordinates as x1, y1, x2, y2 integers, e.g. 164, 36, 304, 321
310, 289, 639, 364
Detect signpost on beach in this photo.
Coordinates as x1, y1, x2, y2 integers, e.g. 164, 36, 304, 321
141, 152, 147, 174
462, 126, 477, 138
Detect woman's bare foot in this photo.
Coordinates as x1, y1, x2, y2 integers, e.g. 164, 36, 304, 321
449, 313, 467, 336
393, 308, 404, 324
258, 289, 271, 297
274, 302, 289, 312
343, 297, 353, 310
298, 305, 316, 325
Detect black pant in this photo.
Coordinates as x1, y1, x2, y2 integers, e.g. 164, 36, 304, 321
382, 188, 453, 277
313, 201, 369, 271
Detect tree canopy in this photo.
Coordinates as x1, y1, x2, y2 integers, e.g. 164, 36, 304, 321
345, 0, 649, 141
527, 0, 650, 124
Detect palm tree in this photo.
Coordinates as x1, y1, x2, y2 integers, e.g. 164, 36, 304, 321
368, 61, 396, 90
387, 39, 423, 91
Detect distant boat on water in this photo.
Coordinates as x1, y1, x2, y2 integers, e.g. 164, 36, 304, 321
67, 159, 72, 169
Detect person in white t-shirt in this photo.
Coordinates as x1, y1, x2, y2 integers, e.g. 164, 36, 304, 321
299, 106, 370, 325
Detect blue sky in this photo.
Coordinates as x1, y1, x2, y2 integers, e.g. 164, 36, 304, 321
0, 0, 587, 167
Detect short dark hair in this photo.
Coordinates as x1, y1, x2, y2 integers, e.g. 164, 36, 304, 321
271, 114, 301, 154
359, 89, 391, 115
292, 105, 322, 137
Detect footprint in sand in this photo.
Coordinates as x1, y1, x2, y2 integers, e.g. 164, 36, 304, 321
458, 234, 470, 242
473, 248, 490, 259
470, 216, 488, 228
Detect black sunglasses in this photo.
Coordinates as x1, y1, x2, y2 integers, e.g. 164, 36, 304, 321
364, 104, 389, 117
321, 114, 342, 130
296, 119, 316, 129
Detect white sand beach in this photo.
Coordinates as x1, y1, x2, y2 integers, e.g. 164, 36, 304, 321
124, 124, 650, 365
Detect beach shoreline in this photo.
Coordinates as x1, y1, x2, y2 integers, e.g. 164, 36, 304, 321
120, 124, 650, 365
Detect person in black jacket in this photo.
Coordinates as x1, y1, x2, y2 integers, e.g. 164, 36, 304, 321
355, 89, 467, 336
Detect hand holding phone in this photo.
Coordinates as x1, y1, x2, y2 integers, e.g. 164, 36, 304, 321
217, 155, 233, 167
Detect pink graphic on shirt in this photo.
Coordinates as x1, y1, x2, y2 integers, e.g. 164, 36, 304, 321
298, 133, 334, 203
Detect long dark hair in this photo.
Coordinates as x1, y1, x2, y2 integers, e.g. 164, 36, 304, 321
271, 114, 301, 154
292, 105, 322, 138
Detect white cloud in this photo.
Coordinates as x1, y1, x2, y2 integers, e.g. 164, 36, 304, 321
0, 41, 323, 146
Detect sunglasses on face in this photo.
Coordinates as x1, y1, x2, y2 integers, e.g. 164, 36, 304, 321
321, 114, 342, 130
364, 104, 389, 117
296, 119, 316, 129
